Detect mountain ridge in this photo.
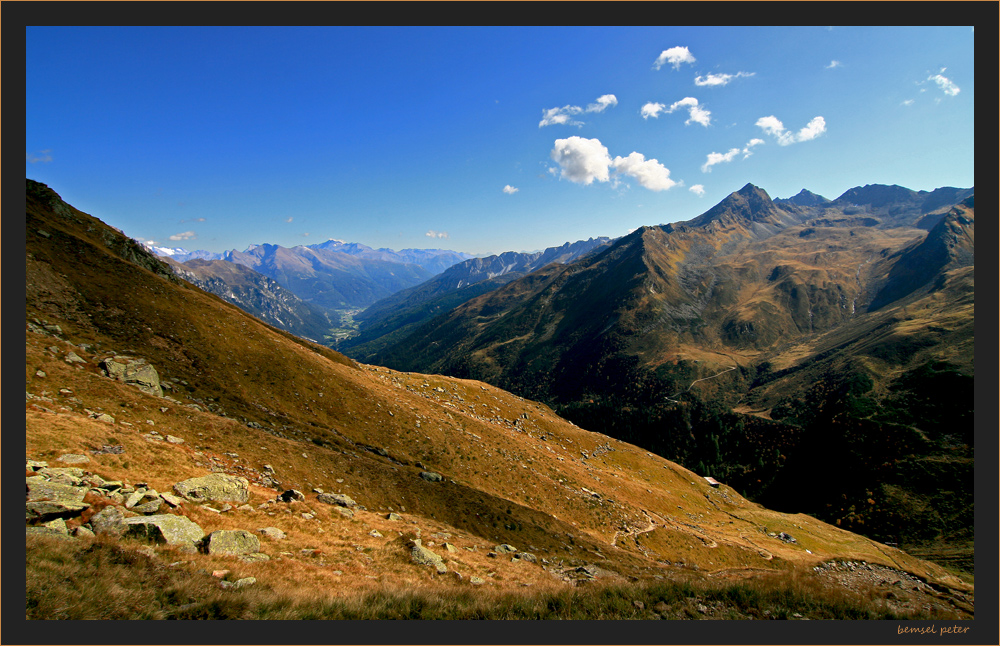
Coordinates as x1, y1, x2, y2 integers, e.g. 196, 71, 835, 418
24, 177, 974, 620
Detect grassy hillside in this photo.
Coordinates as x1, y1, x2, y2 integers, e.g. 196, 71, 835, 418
24, 179, 973, 624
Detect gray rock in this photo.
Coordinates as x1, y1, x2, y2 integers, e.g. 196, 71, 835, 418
200, 529, 261, 556
419, 471, 443, 482
316, 492, 357, 507
173, 474, 250, 504
160, 492, 184, 507
26, 526, 74, 540
123, 514, 205, 547
72, 525, 96, 538
278, 489, 305, 502
387, 512, 403, 521
132, 498, 164, 515
90, 506, 130, 537
64, 351, 87, 364
410, 540, 447, 574
56, 453, 91, 465
25, 501, 90, 523
124, 490, 147, 508
26, 479, 87, 503
333, 507, 355, 519
100, 357, 163, 397
258, 527, 287, 541
238, 554, 270, 564
495, 543, 518, 554
43, 518, 69, 533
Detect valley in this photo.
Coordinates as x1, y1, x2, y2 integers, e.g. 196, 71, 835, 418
24, 178, 975, 626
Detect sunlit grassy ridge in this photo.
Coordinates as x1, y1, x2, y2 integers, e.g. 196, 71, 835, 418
24, 179, 973, 620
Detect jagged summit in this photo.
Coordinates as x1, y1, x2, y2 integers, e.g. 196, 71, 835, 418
683, 183, 804, 238
776, 188, 830, 206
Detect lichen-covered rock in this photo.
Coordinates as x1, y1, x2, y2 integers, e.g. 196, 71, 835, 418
90, 506, 130, 537
410, 539, 447, 574
100, 357, 163, 397
419, 471, 443, 482
200, 529, 261, 556
123, 514, 205, 547
316, 492, 357, 508
173, 474, 249, 504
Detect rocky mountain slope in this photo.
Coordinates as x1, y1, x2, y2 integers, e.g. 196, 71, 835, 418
161, 256, 338, 343
24, 178, 973, 623
341, 237, 611, 362
360, 182, 975, 572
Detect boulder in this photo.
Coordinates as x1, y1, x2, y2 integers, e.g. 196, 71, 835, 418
200, 529, 261, 556
100, 357, 163, 397
90, 506, 130, 537
26, 479, 87, 503
123, 514, 205, 547
419, 471, 443, 482
495, 543, 518, 554
410, 540, 447, 574
278, 489, 305, 503
25, 500, 90, 523
257, 527, 287, 541
173, 474, 250, 504
316, 492, 357, 508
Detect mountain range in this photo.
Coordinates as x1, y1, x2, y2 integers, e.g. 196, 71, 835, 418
354, 182, 975, 572
149, 240, 474, 312
24, 177, 974, 621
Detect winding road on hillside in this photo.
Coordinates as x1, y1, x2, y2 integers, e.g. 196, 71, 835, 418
665, 363, 738, 403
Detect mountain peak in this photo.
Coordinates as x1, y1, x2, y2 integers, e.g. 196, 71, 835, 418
776, 189, 831, 206
687, 183, 782, 230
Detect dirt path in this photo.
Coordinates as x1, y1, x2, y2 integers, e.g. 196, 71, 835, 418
666, 363, 738, 403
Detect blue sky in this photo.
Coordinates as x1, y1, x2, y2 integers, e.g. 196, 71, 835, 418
26, 25, 974, 257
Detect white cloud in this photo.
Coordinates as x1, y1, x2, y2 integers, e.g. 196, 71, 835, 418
550, 136, 612, 185
540, 94, 618, 127
666, 97, 711, 127
755, 115, 826, 145
693, 71, 754, 87
169, 230, 197, 241
550, 137, 678, 192
743, 138, 764, 157
539, 105, 584, 128
901, 99, 915, 106
503, 185, 519, 194
611, 152, 677, 192
701, 148, 741, 173
641, 102, 666, 119
285, 217, 294, 223
689, 184, 706, 197
26, 149, 53, 163
928, 69, 960, 96
653, 46, 695, 71
425, 230, 449, 239
586, 94, 618, 113
826, 60, 842, 69
701, 138, 765, 173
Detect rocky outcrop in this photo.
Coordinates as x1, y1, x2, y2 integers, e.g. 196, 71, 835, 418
200, 529, 261, 556
123, 514, 205, 548
316, 492, 357, 507
100, 357, 163, 397
409, 539, 447, 574
173, 474, 250, 504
